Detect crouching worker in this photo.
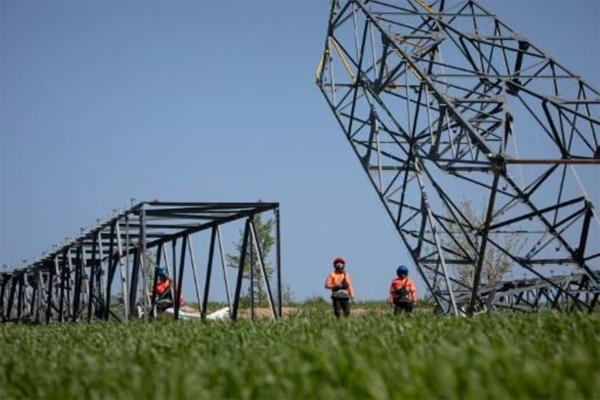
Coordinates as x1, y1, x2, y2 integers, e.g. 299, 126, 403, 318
324, 257, 355, 317
153, 267, 183, 314
389, 265, 417, 315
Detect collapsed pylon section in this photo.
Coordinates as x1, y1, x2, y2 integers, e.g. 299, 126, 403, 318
0, 201, 282, 323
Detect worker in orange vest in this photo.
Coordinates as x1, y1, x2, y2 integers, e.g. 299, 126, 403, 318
324, 257, 354, 317
388, 265, 417, 314
153, 267, 184, 314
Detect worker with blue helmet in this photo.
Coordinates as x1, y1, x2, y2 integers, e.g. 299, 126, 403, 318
388, 264, 417, 314
396, 265, 409, 275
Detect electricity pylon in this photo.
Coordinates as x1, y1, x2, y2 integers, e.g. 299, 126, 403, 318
316, 0, 599, 314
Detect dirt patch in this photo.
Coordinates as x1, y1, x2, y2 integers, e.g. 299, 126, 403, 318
236, 307, 300, 319
352, 307, 390, 315
179, 305, 397, 320
234, 306, 393, 319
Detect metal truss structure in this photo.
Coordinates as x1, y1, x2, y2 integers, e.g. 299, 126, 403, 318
316, 0, 600, 314
452, 272, 599, 314
0, 201, 282, 323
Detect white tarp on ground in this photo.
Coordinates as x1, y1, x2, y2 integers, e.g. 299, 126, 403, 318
206, 307, 230, 320
163, 306, 230, 320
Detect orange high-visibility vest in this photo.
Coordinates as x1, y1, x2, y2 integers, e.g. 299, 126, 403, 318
325, 271, 354, 299
389, 277, 417, 303
154, 277, 184, 306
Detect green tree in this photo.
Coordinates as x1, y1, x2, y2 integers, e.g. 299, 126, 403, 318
422, 197, 527, 300
446, 198, 526, 286
227, 214, 292, 307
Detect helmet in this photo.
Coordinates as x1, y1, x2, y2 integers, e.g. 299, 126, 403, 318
156, 267, 168, 278
332, 257, 346, 266
396, 265, 409, 276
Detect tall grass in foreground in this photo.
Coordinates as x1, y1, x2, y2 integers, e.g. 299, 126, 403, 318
0, 313, 598, 399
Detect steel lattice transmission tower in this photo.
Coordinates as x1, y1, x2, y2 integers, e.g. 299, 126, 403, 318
316, 0, 600, 314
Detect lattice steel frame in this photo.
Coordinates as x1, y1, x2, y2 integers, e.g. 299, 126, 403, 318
316, 0, 599, 314
452, 272, 599, 313
0, 201, 283, 323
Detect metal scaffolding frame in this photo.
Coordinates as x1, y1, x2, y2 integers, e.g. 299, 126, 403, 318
316, 0, 599, 314
452, 272, 599, 314
0, 201, 283, 323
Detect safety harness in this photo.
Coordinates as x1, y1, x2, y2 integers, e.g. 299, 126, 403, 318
393, 281, 411, 303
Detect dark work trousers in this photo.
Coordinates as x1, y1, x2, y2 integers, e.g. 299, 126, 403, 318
332, 297, 351, 317
155, 299, 174, 314
155, 290, 174, 313
393, 301, 414, 315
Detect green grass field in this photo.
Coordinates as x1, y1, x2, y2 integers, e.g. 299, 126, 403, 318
0, 310, 598, 399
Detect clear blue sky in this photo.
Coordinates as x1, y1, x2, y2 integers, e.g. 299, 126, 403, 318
1, 0, 599, 302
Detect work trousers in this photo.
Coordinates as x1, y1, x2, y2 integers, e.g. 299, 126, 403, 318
156, 300, 174, 314
332, 297, 351, 317
393, 301, 414, 315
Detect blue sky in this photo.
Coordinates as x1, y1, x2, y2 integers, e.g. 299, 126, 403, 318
1, 0, 599, 302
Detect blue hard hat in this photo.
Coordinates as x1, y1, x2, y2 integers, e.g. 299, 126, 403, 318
156, 267, 168, 277
396, 265, 409, 275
